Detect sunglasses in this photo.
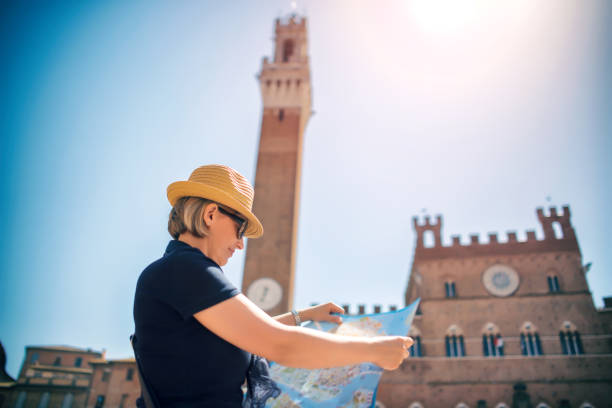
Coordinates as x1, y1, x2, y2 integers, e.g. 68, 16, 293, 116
217, 205, 248, 239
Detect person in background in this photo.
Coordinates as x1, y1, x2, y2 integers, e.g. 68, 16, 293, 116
133, 164, 413, 407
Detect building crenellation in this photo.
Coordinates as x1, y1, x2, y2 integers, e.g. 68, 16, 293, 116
258, 17, 311, 113
337, 304, 399, 315
413, 206, 580, 262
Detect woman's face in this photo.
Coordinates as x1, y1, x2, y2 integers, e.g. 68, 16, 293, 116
205, 204, 245, 266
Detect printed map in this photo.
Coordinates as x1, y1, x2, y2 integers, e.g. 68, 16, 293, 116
265, 299, 420, 408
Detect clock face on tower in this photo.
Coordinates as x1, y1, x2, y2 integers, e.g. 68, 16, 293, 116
246, 277, 283, 311
482, 264, 520, 297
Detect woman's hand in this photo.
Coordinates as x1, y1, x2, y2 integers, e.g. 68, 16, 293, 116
300, 302, 345, 325
370, 336, 413, 370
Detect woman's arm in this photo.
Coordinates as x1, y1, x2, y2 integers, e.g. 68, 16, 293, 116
193, 294, 412, 370
273, 302, 345, 326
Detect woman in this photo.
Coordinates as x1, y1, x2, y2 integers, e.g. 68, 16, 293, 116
133, 164, 413, 407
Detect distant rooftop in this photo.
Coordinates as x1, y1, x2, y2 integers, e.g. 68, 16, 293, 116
26, 345, 103, 355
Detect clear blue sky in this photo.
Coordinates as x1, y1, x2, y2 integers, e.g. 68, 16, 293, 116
1, 1, 610, 378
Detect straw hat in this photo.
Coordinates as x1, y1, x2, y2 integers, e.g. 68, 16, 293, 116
167, 165, 263, 238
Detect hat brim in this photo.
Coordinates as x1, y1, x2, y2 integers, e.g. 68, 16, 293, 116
167, 181, 263, 239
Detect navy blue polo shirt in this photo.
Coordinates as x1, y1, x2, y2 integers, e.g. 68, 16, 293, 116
133, 240, 250, 407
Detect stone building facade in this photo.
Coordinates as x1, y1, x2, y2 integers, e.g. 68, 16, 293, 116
0, 346, 102, 408
86, 359, 139, 408
375, 206, 612, 408
0, 346, 139, 408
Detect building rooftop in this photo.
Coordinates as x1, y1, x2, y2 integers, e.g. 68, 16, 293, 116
27, 345, 103, 355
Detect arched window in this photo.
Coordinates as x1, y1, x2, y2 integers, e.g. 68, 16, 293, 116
445, 281, 456, 298
520, 322, 543, 356
445, 325, 465, 357
409, 403, 424, 408
37, 392, 50, 408
559, 321, 584, 355
482, 323, 504, 357
119, 394, 129, 408
456, 403, 469, 408
409, 327, 423, 357
53, 356, 62, 366
74, 357, 82, 367
15, 392, 27, 408
94, 395, 105, 408
282, 39, 295, 62
495, 404, 509, 408
61, 393, 74, 408
547, 274, 560, 293
30, 352, 39, 364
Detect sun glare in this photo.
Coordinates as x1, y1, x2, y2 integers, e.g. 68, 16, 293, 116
407, 0, 486, 35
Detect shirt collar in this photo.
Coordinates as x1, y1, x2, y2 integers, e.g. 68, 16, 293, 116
163, 239, 220, 267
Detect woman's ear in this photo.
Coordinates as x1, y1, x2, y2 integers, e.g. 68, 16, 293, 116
203, 203, 218, 227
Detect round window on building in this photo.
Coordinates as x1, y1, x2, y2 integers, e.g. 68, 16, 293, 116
482, 264, 520, 297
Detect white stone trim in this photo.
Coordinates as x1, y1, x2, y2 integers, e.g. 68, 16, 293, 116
446, 325, 464, 336
561, 321, 577, 331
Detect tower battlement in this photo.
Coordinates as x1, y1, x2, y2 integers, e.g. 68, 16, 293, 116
413, 206, 581, 261
258, 15, 310, 111
413, 214, 443, 248
537, 205, 576, 241
275, 15, 307, 29
271, 16, 308, 65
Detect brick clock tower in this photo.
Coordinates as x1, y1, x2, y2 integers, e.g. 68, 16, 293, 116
242, 16, 312, 316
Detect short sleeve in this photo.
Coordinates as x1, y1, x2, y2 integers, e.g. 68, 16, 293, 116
164, 253, 240, 320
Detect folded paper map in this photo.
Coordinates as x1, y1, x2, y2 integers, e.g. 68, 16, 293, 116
265, 299, 420, 408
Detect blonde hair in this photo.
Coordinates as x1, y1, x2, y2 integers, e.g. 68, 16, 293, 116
168, 196, 214, 239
